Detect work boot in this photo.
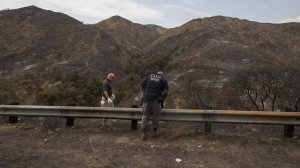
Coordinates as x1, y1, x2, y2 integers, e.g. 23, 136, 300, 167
141, 128, 147, 140
152, 127, 158, 138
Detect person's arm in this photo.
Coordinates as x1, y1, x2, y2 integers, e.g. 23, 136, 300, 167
162, 79, 169, 99
162, 90, 168, 99
102, 82, 113, 103
103, 90, 113, 103
141, 77, 148, 90
103, 90, 110, 99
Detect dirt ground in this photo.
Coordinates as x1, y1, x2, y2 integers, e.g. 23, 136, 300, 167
0, 116, 299, 168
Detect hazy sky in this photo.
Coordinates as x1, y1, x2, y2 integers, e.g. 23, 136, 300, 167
1, 0, 300, 28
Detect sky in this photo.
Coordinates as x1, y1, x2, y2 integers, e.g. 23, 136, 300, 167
1, 0, 300, 28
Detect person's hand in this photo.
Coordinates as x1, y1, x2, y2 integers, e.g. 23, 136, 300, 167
111, 94, 115, 100
107, 98, 113, 104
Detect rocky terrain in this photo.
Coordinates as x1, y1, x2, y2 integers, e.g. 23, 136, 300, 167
0, 117, 300, 168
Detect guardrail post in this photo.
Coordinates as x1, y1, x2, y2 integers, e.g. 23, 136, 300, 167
204, 122, 212, 133
66, 117, 75, 127
284, 125, 294, 138
203, 111, 212, 133
131, 105, 138, 130
9, 116, 18, 124
65, 103, 76, 127
8, 102, 19, 124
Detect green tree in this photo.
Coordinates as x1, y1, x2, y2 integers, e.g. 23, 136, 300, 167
128, 52, 170, 77
37, 72, 101, 106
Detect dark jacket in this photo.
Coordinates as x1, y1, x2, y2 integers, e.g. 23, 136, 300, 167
141, 74, 168, 103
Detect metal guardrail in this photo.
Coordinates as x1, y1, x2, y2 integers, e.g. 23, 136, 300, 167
0, 105, 142, 119
0, 105, 299, 137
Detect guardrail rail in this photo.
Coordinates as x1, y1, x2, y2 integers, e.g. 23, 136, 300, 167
0, 105, 299, 137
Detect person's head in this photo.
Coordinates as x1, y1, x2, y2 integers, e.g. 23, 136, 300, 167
107, 73, 115, 81
157, 71, 163, 75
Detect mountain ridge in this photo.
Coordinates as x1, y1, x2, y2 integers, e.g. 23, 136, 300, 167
95, 15, 167, 52
0, 6, 299, 107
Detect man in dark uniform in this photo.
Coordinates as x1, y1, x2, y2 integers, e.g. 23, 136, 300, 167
141, 71, 168, 140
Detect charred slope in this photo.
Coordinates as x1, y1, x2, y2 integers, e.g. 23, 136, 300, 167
0, 6, 131, 83
146, 16, 300, 88
1, 7, 299, 107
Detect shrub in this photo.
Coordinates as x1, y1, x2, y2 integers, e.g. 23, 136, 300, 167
37, 72, 101, 106
0, 76, 19, 104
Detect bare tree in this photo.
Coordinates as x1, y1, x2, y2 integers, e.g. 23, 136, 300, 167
264, 68, 286, 111
278, 69, 300, 112
233, 70, 264, 111
232, 67, 287, 111
182, 78, 216, 109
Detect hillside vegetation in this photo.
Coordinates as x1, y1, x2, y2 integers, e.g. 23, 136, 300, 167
0, 6, 299, 111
